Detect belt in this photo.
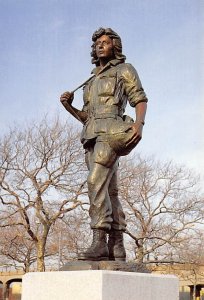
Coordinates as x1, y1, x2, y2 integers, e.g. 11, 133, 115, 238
89, 105, 123, 119
94, 113, 122, 119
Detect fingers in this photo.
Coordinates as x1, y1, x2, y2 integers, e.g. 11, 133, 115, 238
126, 124, 142, 147
60, 96, 68, 104
60, 91, 74, 104
61, 91, 74, 98
60, 92, 74, 99
126, 135, 141, 148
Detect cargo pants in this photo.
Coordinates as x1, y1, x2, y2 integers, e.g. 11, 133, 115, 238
85, 137, 126, 231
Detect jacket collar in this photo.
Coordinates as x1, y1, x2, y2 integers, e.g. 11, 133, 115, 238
91, 59, 122, 75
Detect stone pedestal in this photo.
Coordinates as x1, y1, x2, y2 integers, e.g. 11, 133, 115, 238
22, 270, 179, 300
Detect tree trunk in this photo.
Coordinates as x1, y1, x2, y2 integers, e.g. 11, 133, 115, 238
24, 262, 30, 273
36, 228, 49, 272
136, 242, 144, 264
37, 240, 46, 271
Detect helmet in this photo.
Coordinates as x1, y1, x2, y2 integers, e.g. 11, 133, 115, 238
106, 116, 141, 156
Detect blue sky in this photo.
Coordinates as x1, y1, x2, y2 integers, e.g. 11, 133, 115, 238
0, 0, 203, 179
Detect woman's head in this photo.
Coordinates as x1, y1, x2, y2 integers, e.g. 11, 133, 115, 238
91, 28, 126, 66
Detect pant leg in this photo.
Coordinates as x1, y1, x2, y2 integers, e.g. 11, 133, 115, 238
86, 140, 118, 230
108, 169, 127, 231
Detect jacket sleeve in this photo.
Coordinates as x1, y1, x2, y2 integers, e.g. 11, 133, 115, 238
121, 63, 148, 107
82, 84, 90, 113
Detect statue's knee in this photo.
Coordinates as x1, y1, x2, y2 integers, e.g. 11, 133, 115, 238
94, 142, 117, 168
87, 173, 95, 189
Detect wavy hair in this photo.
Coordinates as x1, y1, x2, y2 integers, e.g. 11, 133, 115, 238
91, 27, 126, 66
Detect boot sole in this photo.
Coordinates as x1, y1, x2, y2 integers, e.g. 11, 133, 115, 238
78, 257, 109, 261
109, 257, 126, 262
115, 258, 126, 262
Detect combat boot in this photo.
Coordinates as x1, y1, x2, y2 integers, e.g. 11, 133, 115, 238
108, 230, 126, 261
78, 229, 109, 261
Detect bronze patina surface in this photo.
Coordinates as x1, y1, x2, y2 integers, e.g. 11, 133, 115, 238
60, 260, 150, 273
60, 27, 148, 262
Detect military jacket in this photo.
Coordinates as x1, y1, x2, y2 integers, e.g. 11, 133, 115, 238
81, 59, 147, 147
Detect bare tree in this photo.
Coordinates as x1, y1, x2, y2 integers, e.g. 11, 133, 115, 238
177, 233, 204, 300
46, 210, 91, 270
119, 155, 204, 264
0, 117, 88, 271
150, 232, 204, 300
0, 224, 36, 272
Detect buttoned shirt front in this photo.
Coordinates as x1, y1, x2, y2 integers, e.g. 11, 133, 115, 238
81, 59, 148, 146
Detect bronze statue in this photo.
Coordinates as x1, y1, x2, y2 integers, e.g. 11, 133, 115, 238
60, 28, 147, 261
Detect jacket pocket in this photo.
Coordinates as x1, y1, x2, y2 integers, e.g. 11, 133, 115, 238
97, 76, 116, 96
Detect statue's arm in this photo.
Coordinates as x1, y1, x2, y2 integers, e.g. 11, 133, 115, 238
60, 91, 88, 124
130, 101, 147, 143
121, 64, 148, 146
135, 101, 147, 126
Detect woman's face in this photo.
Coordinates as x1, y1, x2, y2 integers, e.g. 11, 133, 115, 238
95, 35, 114, 60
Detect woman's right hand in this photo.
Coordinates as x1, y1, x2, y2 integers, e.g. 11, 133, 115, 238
60, 91, 74, 106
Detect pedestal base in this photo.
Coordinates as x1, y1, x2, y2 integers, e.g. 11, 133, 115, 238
22, 270, 179, 300
60, 260, 149, 273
